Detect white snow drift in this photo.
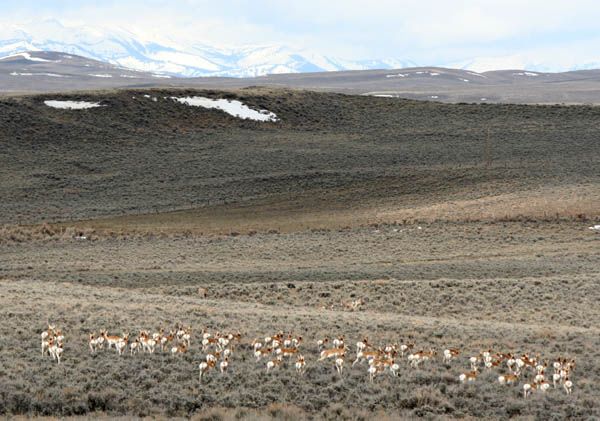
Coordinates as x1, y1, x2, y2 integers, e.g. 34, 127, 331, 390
171, 97, 278, 122
44, 100, 104, 109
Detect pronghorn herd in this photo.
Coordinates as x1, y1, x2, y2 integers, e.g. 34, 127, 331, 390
40, 323, 64, 364
41, 323, 577, 398
456, 350, 576, 398
87, 325, 195, 356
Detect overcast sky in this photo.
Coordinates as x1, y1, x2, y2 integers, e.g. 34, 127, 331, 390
2, 0, 600, 69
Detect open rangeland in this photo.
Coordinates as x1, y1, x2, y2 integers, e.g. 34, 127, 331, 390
0, 88, 599, 419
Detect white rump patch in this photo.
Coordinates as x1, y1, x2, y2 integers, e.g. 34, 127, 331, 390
171, 96, 278, 122
44, 100, 104, 110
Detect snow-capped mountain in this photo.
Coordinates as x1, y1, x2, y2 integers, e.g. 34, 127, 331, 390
0, 19, 416, 77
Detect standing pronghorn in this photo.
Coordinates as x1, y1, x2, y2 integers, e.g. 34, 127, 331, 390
101, 331, 125, 351
399, 341, 415, 357
319, 345, 346, 361
199, 360, 216, 381
266, 356, 283, 373
115, 334, 129, 356
523, 382, 538, 398
317, 337, 329, 351
335, 357, 345, 375
171, 343, 187, 356
443, 348, 460, 363
41, 323, 57, 356
459, 370, 478, 383
295, 355, 306, 375
564, 377, 573, 395
356, 338, 370, 355
42, 336, 54, 357
49, 341, 64, 364
88, 333, 100, 354
220, 358, 229, 374
498, 373, 519, 385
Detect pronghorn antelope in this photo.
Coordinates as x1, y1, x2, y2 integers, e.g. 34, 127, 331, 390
335, 357, 344, 375
317, 337, 329, 351
88, 333, 99, 354
367, 364, 386, 383
390, 362, 400, 377
295, 356, 306, 375
342, 298, 365, 312
140, 332, 157, 354
49, 341, 64, 364
291, 335, 302, 348
280, 347, 299, 358
115, 335, 129, 356
367, 365, 378, 383
202, 336, 220, 351
41, 323, 55, 340
252, 339, 263, 352
356, 338, 369, 355
399, 341, 415, 357
219, 358, 229, 374
319, 346, 346, 361
159, 332, 175, 352
254, 347, 272, 362
101, 331, 125, 351
523, 382, 537, 398
130, 339, 141, 355
171, 343, 187, 355
383, 343, 398, 356
199, 360, 216, 381
469, 355, 480, 371
409, 349, 437, 368
459, 370, 478, 383
206, 351, 220, 363
266, 356, 283, 373
353, 349, 382, 366
552, 372, 562, 388
563, 378, 573, 395
42, 336, 54, 357
281, 333, 302, 349
498, 373, 519, 385
443, 348, 460, 363
182, 327, 192, 347
534, 369, 546, 385
332, 336, 345, 349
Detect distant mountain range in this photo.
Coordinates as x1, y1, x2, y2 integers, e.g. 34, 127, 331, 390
4, 49, 600, 105
0, 19, 418, 78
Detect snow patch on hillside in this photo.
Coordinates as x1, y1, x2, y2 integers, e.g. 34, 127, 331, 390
1, 52, 55, 62
171, 97, 278, 122
11, 72, 67, 77
44, 100, 104, 109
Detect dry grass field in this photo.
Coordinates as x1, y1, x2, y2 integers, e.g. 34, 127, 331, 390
1, 88, 599, 419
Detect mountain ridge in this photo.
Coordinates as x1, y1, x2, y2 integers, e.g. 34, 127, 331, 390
0, 20, 417, 77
